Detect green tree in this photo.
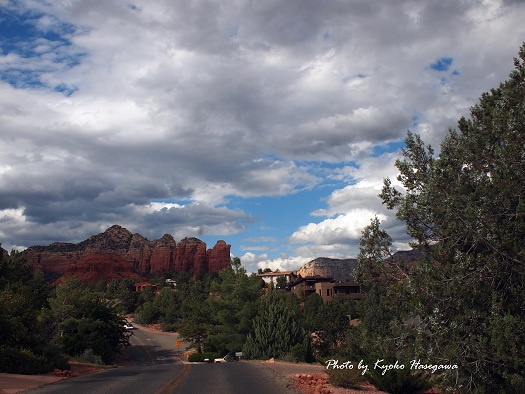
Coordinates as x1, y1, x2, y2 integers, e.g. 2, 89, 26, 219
106, 278, 138, 314
48, 277, 130, 364
154, 287, 181, 328
275, 275, 287, 289
243, 290, 306, 360
302, 293, 324, 333
134, 301, 160, 324
177, 277, 213, 352
377, 44, 525, 392
352, 217, 416, 366
0, 251, 68, 374
316, 299, 354, 357
302, 293, 355, 358
206, 258, 263, 354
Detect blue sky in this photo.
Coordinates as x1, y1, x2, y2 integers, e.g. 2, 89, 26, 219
1, 0, 524, 273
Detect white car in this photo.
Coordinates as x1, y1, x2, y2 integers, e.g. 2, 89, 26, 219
123, 322, 135, 330
214, 356, 228, 363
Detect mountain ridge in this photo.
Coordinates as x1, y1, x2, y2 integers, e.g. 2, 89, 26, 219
23, 224, 231, 283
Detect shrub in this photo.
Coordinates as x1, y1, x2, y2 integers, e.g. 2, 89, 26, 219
367, 367, 432, 394
327, 367, 366, 389
160, 322, 178, 332
77, 349, 104, 365
0, 345, 53, 375
288, 341, 315, 363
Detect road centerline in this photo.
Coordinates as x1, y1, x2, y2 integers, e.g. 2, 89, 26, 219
156, 364, 192, 394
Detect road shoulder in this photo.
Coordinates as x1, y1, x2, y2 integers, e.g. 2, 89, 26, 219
0, 373, 63, 394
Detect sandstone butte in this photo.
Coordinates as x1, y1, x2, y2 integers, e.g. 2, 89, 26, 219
23, 225, 231, 284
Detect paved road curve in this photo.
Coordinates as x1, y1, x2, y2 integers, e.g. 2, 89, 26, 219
26, 325, 294, 394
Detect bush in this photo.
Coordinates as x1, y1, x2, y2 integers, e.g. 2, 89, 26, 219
160, 322, 178, 332
367, 367, 432, 394
77, 349, 104, 365
327, 367, 366, 389
188, 352, 220, 362
0, 345, 68, 374
134, 301, 160, 324
287, 342, 314, 363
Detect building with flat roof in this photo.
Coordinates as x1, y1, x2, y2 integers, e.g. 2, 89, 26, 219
258, 269, 297, 287
287, 276, 364, 301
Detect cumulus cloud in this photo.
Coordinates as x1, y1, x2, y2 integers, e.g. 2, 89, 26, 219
285, 152, 411, 261
0, 0, 524, 260
239, 251, 311, 274
290, 210, 381, 246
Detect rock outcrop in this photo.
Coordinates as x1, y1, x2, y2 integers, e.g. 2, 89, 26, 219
297, 250, 421, 281
297, 257, 358, 281
25, 225, 231, 283
54, 253, 145, 284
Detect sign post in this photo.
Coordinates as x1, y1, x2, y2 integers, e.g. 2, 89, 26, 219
176, 340, 182, 355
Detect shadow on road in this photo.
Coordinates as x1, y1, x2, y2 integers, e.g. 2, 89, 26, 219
119, 342, 179, 366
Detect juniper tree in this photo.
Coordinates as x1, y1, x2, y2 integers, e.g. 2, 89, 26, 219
243, 290, 305, 360
377, 43, 525, 392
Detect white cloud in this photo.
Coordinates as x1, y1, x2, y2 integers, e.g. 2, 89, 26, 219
291, 211, 379, 244
238, 251, 311, 274
0, 0, 524, 258
286, 152, 410, 258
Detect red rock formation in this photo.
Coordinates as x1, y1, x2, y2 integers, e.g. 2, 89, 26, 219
149, 234, 177, 275
174, 237, 207, 275
207, 240, 231, 272
24, 225, 231, 282
55, 253, 145, 285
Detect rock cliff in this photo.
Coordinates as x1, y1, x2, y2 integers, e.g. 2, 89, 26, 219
297, 250, 421, 281
25, 225, 231, 283
297, 257, 358, 281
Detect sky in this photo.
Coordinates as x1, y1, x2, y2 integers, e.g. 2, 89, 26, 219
1, 0, 524, 273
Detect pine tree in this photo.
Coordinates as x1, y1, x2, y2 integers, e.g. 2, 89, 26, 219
243, 291, 305, 360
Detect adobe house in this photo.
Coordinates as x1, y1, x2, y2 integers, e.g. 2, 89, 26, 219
287, 276, 333, 299
287, 276, 364, 301
314, 280, 364, 301
134, 281, 158, 292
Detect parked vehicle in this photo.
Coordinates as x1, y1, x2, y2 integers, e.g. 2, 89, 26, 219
214, 352, 241, 363
123, 322, 135, 330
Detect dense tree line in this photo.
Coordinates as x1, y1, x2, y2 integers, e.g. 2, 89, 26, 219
0, 251, 130, 373
123, 257, 358, 362
0, 251, 67, 373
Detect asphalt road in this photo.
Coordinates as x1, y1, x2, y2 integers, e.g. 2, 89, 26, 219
25, 325, 295, 394
171, 362, 293, 394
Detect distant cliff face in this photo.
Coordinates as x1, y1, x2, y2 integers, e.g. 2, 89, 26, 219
25, 225, 231, 283
297, 257, 358, 281
298, 251, 421, 281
